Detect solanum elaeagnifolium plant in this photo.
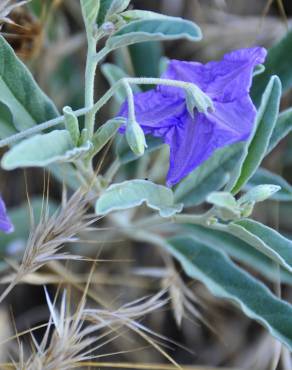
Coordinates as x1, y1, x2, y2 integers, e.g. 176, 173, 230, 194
1, 0, 292, 352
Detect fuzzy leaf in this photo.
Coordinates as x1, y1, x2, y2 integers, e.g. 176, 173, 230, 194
106, 17, 202, 51
81, 0, 100, 27
167, 235, 292, 350
174, 143, 243, 207
0, 36, 58, 134
96, 179, 183, 217
230, 76, 281, 194
183, 224, 292, 285
1, 130, 91, 169
91, 117, 125, 157
227, 219, 292, 273
268, 108, 292, 154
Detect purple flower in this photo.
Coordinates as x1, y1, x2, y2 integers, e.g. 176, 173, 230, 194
119, 47, 267, 186
0, 196, 13, 233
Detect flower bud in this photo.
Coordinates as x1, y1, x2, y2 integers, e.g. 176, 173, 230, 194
102, 21, 115, 34
125, 120, 147, 156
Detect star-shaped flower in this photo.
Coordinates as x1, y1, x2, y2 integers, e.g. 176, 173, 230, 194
119, 47, 267, 186
0, 195, 13, 233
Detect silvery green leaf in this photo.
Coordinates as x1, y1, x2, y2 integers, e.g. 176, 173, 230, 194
121, 10, 170, 21
0, 36, 58, 134
247, 168, 292, 201
207, 192, 237, 209
229, 76, 281, 194
96, 179, 183, 217
174, 143, 243, 207
106, 17, 202, 51
166, 235, 292, 351
253, 64, 265, 77
63, 106, 80, 146
238, 184, 281, 205
227, 219, 292, 273
0, 101, 17, 139
207, 192, 240, 220
91, 117, 125, 157
267, 107, 292, 154
1, 130, 92, 170
80, 0, 100, 27
106, 0, 130, 18
184, 224, 292, 285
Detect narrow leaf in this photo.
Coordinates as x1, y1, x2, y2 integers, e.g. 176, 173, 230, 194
230, 76, 281, 194
268, 107, 292, 154
227, 219, 292, 273
95, 179, 183, 217
174, 143, 243, 207
167, 235, 292, 350
91, 117, 125, 157
183, 224, 292, 285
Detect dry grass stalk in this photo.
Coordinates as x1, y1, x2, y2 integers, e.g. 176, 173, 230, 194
10, 289, 172, 370
0, 189, 96, 303
14, 290, 107, 370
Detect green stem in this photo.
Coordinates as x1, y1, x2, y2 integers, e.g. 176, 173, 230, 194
84, 41, 98, 140
84, 46, 110, 140
0, 107, 90, 148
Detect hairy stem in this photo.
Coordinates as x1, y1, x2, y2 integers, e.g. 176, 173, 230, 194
0, 107, 90, 148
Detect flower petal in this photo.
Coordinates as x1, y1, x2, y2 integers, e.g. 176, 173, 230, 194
0, 196, 13, 233
159, 47, 266, 102
165, 95, 256, 186
205, 47, 267, 102
119, 89, 185, 135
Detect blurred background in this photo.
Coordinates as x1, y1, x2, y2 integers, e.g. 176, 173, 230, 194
0, 0, 292, 368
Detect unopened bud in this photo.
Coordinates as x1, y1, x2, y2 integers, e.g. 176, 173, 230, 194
125, 120, 147, 156
102, 21, 116, 34
63, 106, 80, 146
